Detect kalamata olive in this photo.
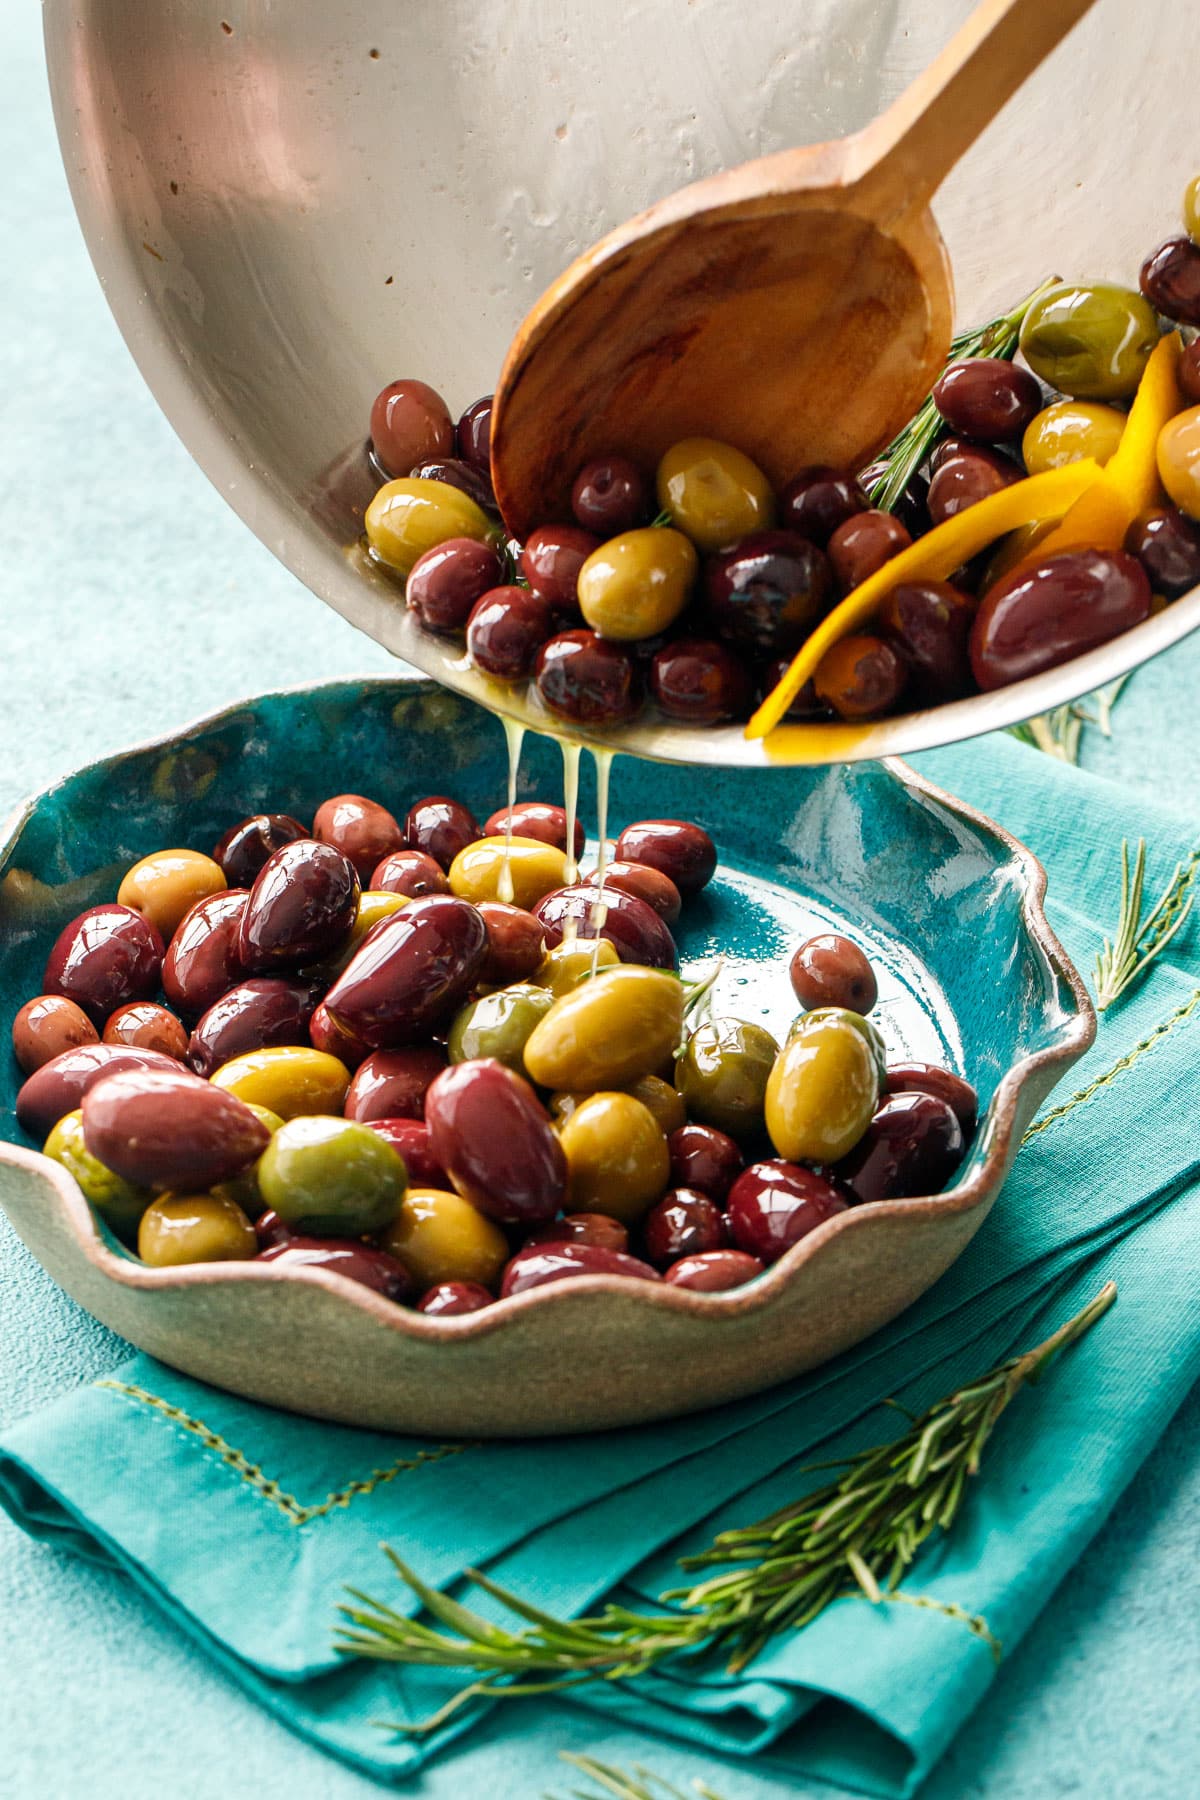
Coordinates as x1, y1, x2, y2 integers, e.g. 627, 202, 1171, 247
213, 815, 308, 888
932, 357, 1042, 442
343, 1045, 448, 1122
82, 1066, 268, 1190
325, 894, 487, 1047
259, 1236, 414, 1303
12, 995, 98, 1074
500, 1240, 661, 1297
418, 1280, 494, 1316
365, 1117, 451, 1187
370, 849, 450, 898
366, 478, 494, 576
521, 525, 601, 613
577, 528, 698, 640
664, 1250, 764, 1292
571, 455, 650, 535
1019, 283, 1158, 401
1139, 237, 1200, 326
137, 1192, 257, 1267
467, 586, 554, 679
1179, 340, 1200, 406
641, 1188, 728, 1268
1157, 405, 1200, 522
449, 836, 570, 910
456, 395, 494, 475
971, 548, 1151, 690
704, 530, 833, 654
483, 802, 585, 857
312, 794, 404, 884
876, 580, 974, 705
613, 819, 716, 895
758, 663, 834, 722
1127, 507, 1200, 598
103, 1003, 189, 1061
292, 889, 406, 990
17, 1044, 183, 1139
726, 1160, 847, 1263
812, 634, 908, 720
254, 1209, 296, 1251
658, 438, 775, 551
380, 1186, 508, 1290
535, 630, 639, 724
117, 850, 227, 941
185, 979, 316, 1078
309, 1001, 370, 1069
43, 904, 164, 1026
836, 1092, 965, 1203
582, 859, 682, 924
778, 466, 868, 545
827, 510, 912, 594
370, 377, 454, 478
885, 1063, 978, 1136
675, 1019, 779, 1140
789, 934, 878, 1013
559, 1091, 670, 1222
526, 1212, 631, 1253
859, 465, 931, 538
425, 1058, 567, 1224
476, 900, 547, 985
533, 884, 677, 968
406, 537, 505, 635
926, 446, 1021, 526
404, 796, 482, 870
523, 965, 683, 1090
238, 840, 359, 972
409, 456, 497, 516
765, 1012, 879, 1163
162, 889, 248, 1019
649, 636, 753, 724
667, 1123, 743, 1202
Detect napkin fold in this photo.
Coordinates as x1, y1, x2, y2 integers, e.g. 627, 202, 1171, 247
2, 733, 1198, 1796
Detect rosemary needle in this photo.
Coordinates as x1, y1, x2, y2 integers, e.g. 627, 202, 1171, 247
1094, 839, 1197, 1012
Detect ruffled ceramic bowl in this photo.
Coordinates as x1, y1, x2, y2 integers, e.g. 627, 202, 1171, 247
0, 679, 1092, 1435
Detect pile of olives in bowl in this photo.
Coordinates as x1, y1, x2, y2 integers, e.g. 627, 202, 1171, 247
360, 179, 1200, 732
13, 786, 975, 1316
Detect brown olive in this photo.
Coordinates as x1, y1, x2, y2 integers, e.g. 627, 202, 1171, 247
456, 395, 494, 475
885, 1062, 978, 1135
483, 802, 585, 857
162, 889, 249, 1020
369, 377, 454, 478
641, 1188, 728, 1268
926, 446, 1021, 525
476, 901, 547, 986
571, 456, 650, 535
425, 1058, 567, 1224
525, 1212, 632, 1253
663, 1250, 764, 1292
667, 1123, 743, 1201
343, 1046, 447, 1123
12, 995, 98, 1075
499, 1240, 661, 1297
877, 581, 974, 705
82, 1066, 269, 1191
43, 904, 164, 1026
418, 1280, 494, 1316
239, 840, 360, 971
213, 815, 307, 887
836, 1092, 964, 1203
103, 1003, 189, 1061
1127, 508, 1200, 599
16, 1044, 182, 1139
726, 1160, 847, 1263
931, 358, 1041, 442
971, 549, 1151, 690
827, 510, 912, 593
313, 794, 405, 884
778, 467, 867, 545
405, 796, 482, 870
406, 538, 505, 635
613, 819, 716, 895
789, 934, 877, 1013
583, 859, 682, 924
370, 849, 450, 898
521, 525, 601, 614
1139, 237, 1200, 326
812, 634, 908, 720
1179, 340, 1200, 406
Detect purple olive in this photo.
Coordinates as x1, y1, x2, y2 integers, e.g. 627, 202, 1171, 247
828, 510, 912, 593
404, 796, 482, 870
778, 466, 868, 544
1140, 238, 1200, 326
927, 447, 1021, 526
456, 395, 494, 475
370, 849, 450, 898
704, 530, 833, 654
312, 794, 405, 884
369, 378, 454, 479
836, 1092, 964, 1203
535, 631, 639, 725
409, 456, 497, 515
476, 901, 547, 985
971, 548, 1151, 691
213, 814, 308, 887
254, 1209, 296, 1251
789, 934, 878, 1013
1180, 340, 1200, 406
482, 802, 585, 857
525, 1213, 631, 1253
418, 1280, 494, 1316
641, 1188, 728, 1269
614, 819, 716, 896
1127, 508, 1200, 599
309, 1001, 371, 1070
237, 840, 359, 972
932, 358, 1042, 442
364, 1117, 450, 1188
467, 585, 554, 679
571, 456, 650, 535
82, 1067, 269, 1190
664, 1249, 764, 1292
582, 859, 681, 924
521, 525, 601, 613
813, 634, 909, 721
726, 1160, 847, 1263
667, 1124, 743, 1202
186, 978, 317, 1078
500, 1239, 661, 1297
533, 884, 677, 969
650, 637, 753, 723
325, 894, 487, 1047
877, 580, 974, 704
42, 904, 164, 1027
885, 1063, 978, 1136
17, 1044, 184, 1139
343, 1045, 448, 1123
406, 538, 505, 635
426, 1058, 567, 1224
162, 889, 249, 1020
759, 662, 834, 722
259, 1236, 414, 1303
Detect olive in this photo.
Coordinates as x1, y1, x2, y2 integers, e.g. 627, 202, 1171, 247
409, 456, 497, 516
765, 1012, 879, 1163
309, 1002, 370, 1070
622, 1073, 687, 1136
932, 357, 1041, 442
366, 478, 494, 576
312, 794, 404, 884
790, 1007, 888, 1080
641, 1188, 728, 1268
582, 859, 682, 924
1021, 401, 1125, 475
449, 835, 570, 910
1156, 405, 1200, 521
1019, 282, 1159, 401
812, 633, 908, 720
526, 1212, 630, 1253
425, 1058, 567, 1224
43, 903, 164, 1026
836, 1092, 965, 1203
162, 889, 249, 1019
254, 1209, 297, 1251
535, 630, 639, 724
17, 1044, 182, 1139
213, 814, 308, 887
726, 1160, 847, 1263
667, 1123, 743, 1201
211, 1045, 351, 1120
447, 985, 553, 1076
183, 980, 311, 1077
657, 438, 775, 551
380, 1186, 508, 1290
254, 1114, 406, 1236
533, 936, 621, 996
258, 1237, 414, 1303
571, 455, 650, 535
521, 524, 601, 615
759, 663, 834, 722
613, 819, 716, 896
238, 840, 359, 972
296, 890, 407, 989
664, 1249, 764, 1291
483, 802, 585, 857
405, 796, 482, 870
1180, 339, 1200, 406
523, 965, 683, 1091
1128, 507, 1200, 598
703, 530, 832, 654
137, 1192, 257, 1267
577, 527, 697, 640
778, 466, 868, 545
363, 1117, 448, 1188
406, 537, 505, 635
12, 995, 98, 1074
456, 394, 494, 475
117, 849, 227, 941
1140, 237, 1200, 326
477, 900, 547, 985
103, 1003, 190, 1062
926, 446, 1021, 526
827, 510, 912, 594
467, 586, 554, 679
325, 894, 487, 1047
789, 934, 877, 1013
674, 1018, 779, 1140
83, 1067, 268, 1190
885, 1063, 978, 1136
343, 1045, 448, 1123
370, 377, 454, 478
371, 849, 450, 898
558, 1091, 670, 1221
418, 1280, 494, 1316
500, 1240, 661, 1297
533, 884, 677, 969
877, 580, 974, 705
971, 548, 1151, 690
649, 637, 753, 724
43, 1108, 153, 1239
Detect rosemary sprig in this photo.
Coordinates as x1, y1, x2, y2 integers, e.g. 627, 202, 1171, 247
1008, 676, 1133, 765
336, 1284, 1116, 1730
864, 278, 1057, 514
1093, 839, 1197, 1011
547, 1753, 726, 1800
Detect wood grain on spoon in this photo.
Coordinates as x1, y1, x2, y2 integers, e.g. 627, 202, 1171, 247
491, 0, 1098, 542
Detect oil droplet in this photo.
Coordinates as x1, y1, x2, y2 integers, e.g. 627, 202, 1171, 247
497, 716, 525, 906
588, 747, 614, 975
560, 738, 582, 886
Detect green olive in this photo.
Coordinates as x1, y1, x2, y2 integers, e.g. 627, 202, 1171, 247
1157, 404, 1200, 521
1184, 175, 1200, 246
1021, 401, 1126, 475
625, 1073, 688, 1136
448, 984, 555, 1075
576, 527, 697, 640
207, 1102, 284, 1220
558, 1092, 669, 1222
365, 477, 494, 575
380, 1187, 508, 1290
43, 1108, 152, 1240
137, 1192, 258, 1267
766, 1014, 879, 1162
448, 835, 570, 908
788, 1006, 887, 1079
533, 937, 621, 996
524, 966, 685, 1091
674, 1017, 779, 1140
1018, 283, 1159, 401
257, 1115, 407, 1236
657, 438, 775, 551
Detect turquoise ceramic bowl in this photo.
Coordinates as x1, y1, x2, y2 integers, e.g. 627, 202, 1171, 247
0, 679, 1092, 1435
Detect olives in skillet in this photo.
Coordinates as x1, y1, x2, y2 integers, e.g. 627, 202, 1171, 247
932, 357, 1041, 442
406, 538, 505, 635
571, 455, 650, 535
971, 549, 1151, 691
704, 531, 832, 654
1018, 282, 1158, 400
535, 630, 639, 725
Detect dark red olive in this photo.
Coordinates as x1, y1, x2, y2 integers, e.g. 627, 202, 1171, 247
927, 446, 1021, 526
667, 1124, 743, 1202
534, 884, 677, 969
42, 904, 164, 1027
311, 794, 405, 884
238, 840, 360, 971
364, 1117, 451, 1188
971, 548, 1151, 691
102, 1004, 189, 1062
813, 633, 908, 720
1127, 508, 1200, 599
309, 1001, 371, 1069
1179, 339, 1200, 406
650, 637, 753, 723
615, 819, 717, 896
187, 979, 316, 1077
859, 466, 932, 540
162, 889, 249, 1020
426, 1058, 567, 1224
525, 1212, 631, 1253
789, 934, 878, 1012
418, 1280, 494, 1316
456, 395, 494, 475
406, 538, 505, 636
254, 1209, 296, 1251
476, 900, 547, 985
928, 436, 976, 474
1139, 237, 1200, 326
467, 585, 554, 679
582, 859, 681, 925
535, 631, 639, 724
836, 1092, 964, 1203
877, 581, 974, 705
404, 796, 482, 870
759, 663, 834, 722
500, 1240, 661, 1297
82, 1066, 267, 1190
259, 1236, 414, 1303
12, 995, 99, 1075
664, 1250, 764, 1292
213, 814, 308, 887
778, 466, 868, 545
16, 1044, 184, 1139
521, 525, 601, 613
932, 357, 1042, 442
885, 1063, 978, 1136
571, 456, 650, 535
828, 510, 912, 593
369, 377, 454, 479
370, 849, 450, 897
704, 530, 833, 654
343, 1045, 448, 1123
409, 456, 497, 515
482, 802, 585, 857
325, 894, 487, 1047
726, 1160, 847, 1263
641, 1189, 728, 1269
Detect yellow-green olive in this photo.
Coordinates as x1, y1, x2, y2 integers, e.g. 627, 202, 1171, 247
448, 835, 570, 909
788, 1006, 887, 1078
365, 477, 494, 575
766, 1014, 879, 1162
558, 1092, 670, 1221
258, 1115, 407, 1236
117, 848, 226, 940
533, 937, 620, 996
576, 528, 697, 640
1018, 283, 1159, 401
137, 1192, 257, 1267
43, 1108, 152, 1240
1157, 405, 1200, 521
380, 1187, 509, 1290
211, 1046, 351, 1120
657, 438, 776, 551
448, 984, 555, 1074
1021, 401, 1126, 475
207, 1104, 283, 1220
625, 1073, 688, 1136
1184, 174, 1200, 246
674, 1018, 779, 1140
524, 966, 685, 1091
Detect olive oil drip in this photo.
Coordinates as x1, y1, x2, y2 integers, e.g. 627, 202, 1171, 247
587, 747, 614, 976
497, 716, 525, 906
559, 739, 582, 945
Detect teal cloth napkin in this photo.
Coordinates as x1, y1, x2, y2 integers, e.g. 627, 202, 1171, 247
2, 733, 1198, 1796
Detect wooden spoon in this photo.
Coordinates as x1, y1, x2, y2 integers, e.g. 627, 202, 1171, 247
491, 0, 1097, 540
